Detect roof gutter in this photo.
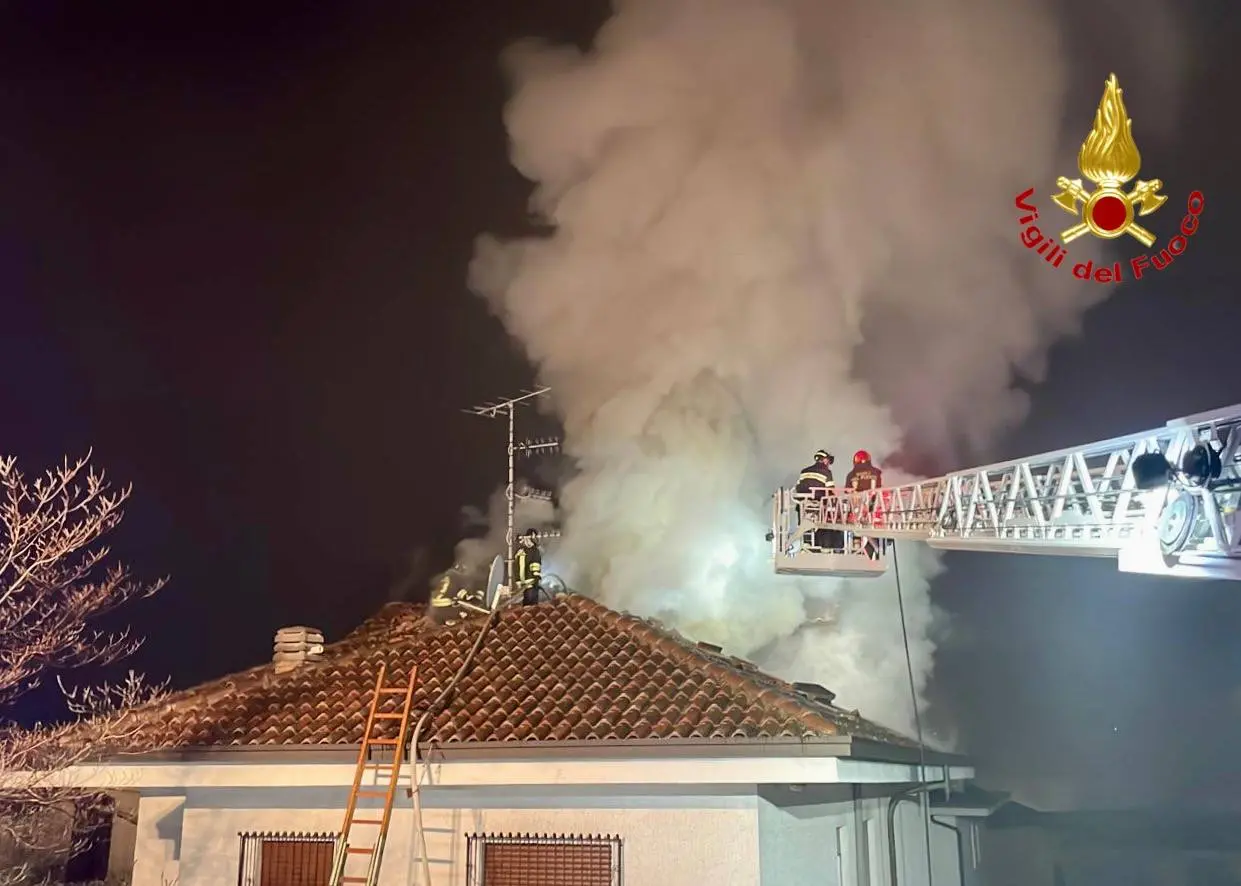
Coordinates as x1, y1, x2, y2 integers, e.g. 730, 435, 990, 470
106, 735, 970, 767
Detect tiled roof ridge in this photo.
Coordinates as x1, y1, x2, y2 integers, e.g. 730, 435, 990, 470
559, 594, 841, 737
125, 603, 434, 717
341, 602, 429, 640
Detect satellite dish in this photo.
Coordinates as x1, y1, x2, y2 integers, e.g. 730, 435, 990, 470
483, 554, 505, 610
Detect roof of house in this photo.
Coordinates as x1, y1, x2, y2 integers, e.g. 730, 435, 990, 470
113, 594, 921, 754
929, 785, 1010, 813
987, 804, 1241, 850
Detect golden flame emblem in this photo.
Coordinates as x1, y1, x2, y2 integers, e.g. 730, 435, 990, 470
1052, 74, 1167, 247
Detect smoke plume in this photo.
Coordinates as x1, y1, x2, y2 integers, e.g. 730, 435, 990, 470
468, 0, 1182, 735
387, 544, 432, 602
441, 487, 557, 586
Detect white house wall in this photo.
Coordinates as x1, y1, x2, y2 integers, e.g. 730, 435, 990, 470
415, 796, 758, 886
135, 785, 760, 886
108, 758, 974, 886
133, 794, 186, 886
891, 801, 961, 886
756, 787, 964, 886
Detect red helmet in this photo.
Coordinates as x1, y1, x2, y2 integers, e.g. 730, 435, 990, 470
853, 450, 871, 465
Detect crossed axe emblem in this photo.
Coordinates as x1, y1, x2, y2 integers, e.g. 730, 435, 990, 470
1051, 177, 1167, 248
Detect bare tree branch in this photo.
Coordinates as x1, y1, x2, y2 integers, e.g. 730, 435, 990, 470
0, 454, 169, 882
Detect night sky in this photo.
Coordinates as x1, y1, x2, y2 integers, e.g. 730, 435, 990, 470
4, 1, 1241, 809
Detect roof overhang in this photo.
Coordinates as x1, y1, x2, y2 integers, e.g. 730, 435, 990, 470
8, 738, 972, 792
25, 757, 974, 792
932, 803, 1005, 818
89, 735, 969, 768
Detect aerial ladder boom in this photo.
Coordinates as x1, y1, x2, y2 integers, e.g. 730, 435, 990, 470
771, 402, 1241, 582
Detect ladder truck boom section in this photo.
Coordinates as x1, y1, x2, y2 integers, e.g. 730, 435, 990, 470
771, 403, 1241, 582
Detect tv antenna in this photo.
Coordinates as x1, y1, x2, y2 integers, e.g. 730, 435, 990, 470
465, 386, 560, 600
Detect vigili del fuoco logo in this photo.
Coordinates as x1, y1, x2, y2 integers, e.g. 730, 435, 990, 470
1014, 73, 1203, 284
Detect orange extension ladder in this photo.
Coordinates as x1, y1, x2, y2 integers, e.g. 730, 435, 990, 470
329, 663, 418, 886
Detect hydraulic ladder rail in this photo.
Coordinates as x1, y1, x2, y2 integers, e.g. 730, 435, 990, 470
769, 490, 889, 577
329, 663, 419, 886
772, 402, 1241, 581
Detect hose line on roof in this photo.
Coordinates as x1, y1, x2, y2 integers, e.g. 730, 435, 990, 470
408, 607, 499, 885
893, 543, 934, 886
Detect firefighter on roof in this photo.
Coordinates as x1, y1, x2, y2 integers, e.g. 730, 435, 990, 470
794, 449, 844, 552
429, 565, 483, 625
846, 450, 884, 559
513, 528, 543, 606
429, 572, 454, 622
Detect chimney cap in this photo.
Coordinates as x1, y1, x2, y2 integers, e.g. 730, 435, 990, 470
272, 625, 325, 672
275, 625, 324, 638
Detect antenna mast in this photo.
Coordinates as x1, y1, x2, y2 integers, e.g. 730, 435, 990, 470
464, 386, 556, 591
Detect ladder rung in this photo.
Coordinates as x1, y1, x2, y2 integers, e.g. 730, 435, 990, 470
334, 662, 417, 885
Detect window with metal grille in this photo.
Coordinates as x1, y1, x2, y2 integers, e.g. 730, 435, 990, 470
466, 833, 622, 886
236, 831, 337, 886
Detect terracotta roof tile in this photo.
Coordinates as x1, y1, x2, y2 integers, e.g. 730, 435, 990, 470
117, 595, 915, 749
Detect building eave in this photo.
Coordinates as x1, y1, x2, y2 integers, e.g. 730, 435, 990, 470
38, 755, 972, 791
102, 735, 968, 768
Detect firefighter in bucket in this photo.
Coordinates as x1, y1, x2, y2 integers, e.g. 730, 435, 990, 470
795, 449, 844, 552
846, 450, 885, 560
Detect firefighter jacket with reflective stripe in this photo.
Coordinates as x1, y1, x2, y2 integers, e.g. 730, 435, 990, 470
430, 575, 454, 608
514, 546, 542, 586
795, 463, 835, 498
846, 464, 883, 491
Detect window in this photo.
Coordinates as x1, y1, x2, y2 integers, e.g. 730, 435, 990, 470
237, 831, 337, 886
466, 833, 622, 886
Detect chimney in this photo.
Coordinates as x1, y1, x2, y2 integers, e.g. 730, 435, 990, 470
273, 626, 325, 673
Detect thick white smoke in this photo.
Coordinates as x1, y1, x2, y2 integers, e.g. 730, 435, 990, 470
467, 0, 1182, 735
443, 488, 557, 583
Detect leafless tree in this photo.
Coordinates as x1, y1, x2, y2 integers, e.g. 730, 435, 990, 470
0, 454, 169, 884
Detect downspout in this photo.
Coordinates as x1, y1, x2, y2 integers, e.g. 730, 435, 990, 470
930, 816, 966, 886
887, 785, 928, 886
